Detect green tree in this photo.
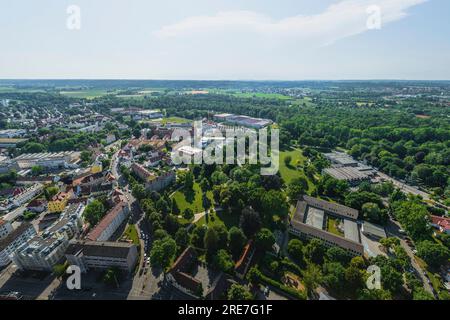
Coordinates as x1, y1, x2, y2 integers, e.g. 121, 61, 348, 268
239, 207, 262, 237
183, 208, 194, 220
228, 227, 247, 258
302, 264, 322, 298
255, 228, 275, 252
284, 155, 292, 167
304, 239, 325, 265
214, 249, 234, 274
184, 171, 194, 191
150, 236, 177, 273
416, 240, 449, 268
227, 284, 253, 300
287, 239, 304, 263
83, 200, 105, 226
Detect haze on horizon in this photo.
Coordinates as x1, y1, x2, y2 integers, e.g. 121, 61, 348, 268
0, 0, 449, 80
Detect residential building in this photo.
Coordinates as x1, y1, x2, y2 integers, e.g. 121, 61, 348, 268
0, 222, 36, 266
0, 129, 26, 138
86, 201, 129, 241
65, 240, 138, 272
289, 196, 364, 257
0, 219, 13, 240
48, 192, 71, 213
131, 163, 155, 182
0, 138, 28, 148
430, 215, 450, 235
0, 159, 19, 174
12, 234, 69, 271
167, 247, 203, 299
43, 203, 84, 240
11, 183, 44, 207
26, 199, 47, 213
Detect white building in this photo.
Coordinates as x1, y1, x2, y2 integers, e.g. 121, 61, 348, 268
0, 219, 13, 240
11, 183, 44, 207
43, 203, 84, 240
12, 234, 69, 271
65, 240, 138, 273
0, 222, 36, 266
14, 152, 80, 169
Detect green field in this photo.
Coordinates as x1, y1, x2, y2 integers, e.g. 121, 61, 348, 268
279, 148, 314, 191
172, 182, 214, 214
0, 86, 45, 93
123, 224, 140, 245
59, 89, 115, 98
195, 209, 240, 230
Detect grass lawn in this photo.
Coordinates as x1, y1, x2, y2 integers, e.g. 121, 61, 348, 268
172, 182, 214, 214
327, 216, 344, 236
195, 209, 240, 230
279, 148, 315, 191
123, 224, 140, 246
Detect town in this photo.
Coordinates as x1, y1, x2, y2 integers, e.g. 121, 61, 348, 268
0, 79, 448, 301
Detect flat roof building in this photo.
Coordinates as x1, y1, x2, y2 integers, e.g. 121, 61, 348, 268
289, 196, 364, 257
0, 222, 36, 266
65, 240, 138, 272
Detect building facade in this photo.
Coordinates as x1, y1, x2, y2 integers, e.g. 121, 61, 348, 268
0, 223, 37, 266
65, 240, 138, 272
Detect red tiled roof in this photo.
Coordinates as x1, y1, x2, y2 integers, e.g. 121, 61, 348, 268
27, 199, 46, 208
235, 240, 254, 272
431, 215, 450, 231
86, 201, 127, 241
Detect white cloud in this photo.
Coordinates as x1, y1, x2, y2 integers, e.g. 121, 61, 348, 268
153, 0, 427, 45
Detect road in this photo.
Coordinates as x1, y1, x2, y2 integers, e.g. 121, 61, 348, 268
377, 172, 431, 201
385, 217, 435, 296
111, 146, 163, 300
0, 264, 60, 300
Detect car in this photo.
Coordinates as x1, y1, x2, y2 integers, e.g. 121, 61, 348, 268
412, 249, 418, 255
264, 286, 270, 296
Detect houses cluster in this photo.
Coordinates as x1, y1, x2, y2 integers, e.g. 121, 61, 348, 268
167, 241, 255, 300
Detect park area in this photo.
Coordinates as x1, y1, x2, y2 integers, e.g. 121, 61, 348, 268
279, 148, 315, 191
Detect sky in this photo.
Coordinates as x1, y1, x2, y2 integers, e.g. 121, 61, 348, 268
0, 0, 449, 80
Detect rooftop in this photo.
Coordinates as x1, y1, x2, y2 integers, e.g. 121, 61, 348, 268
65, 240, 135, 259
86, 201, 127, 241
0, 222, 34, 251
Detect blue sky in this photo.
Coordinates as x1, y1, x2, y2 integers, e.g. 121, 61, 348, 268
0, 0, 449, 80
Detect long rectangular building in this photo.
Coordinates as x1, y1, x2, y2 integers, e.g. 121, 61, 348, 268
13, 151, 80, 169
289, 196, 364, 257
65, 240, 138, 272
86, 201, 129, 241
